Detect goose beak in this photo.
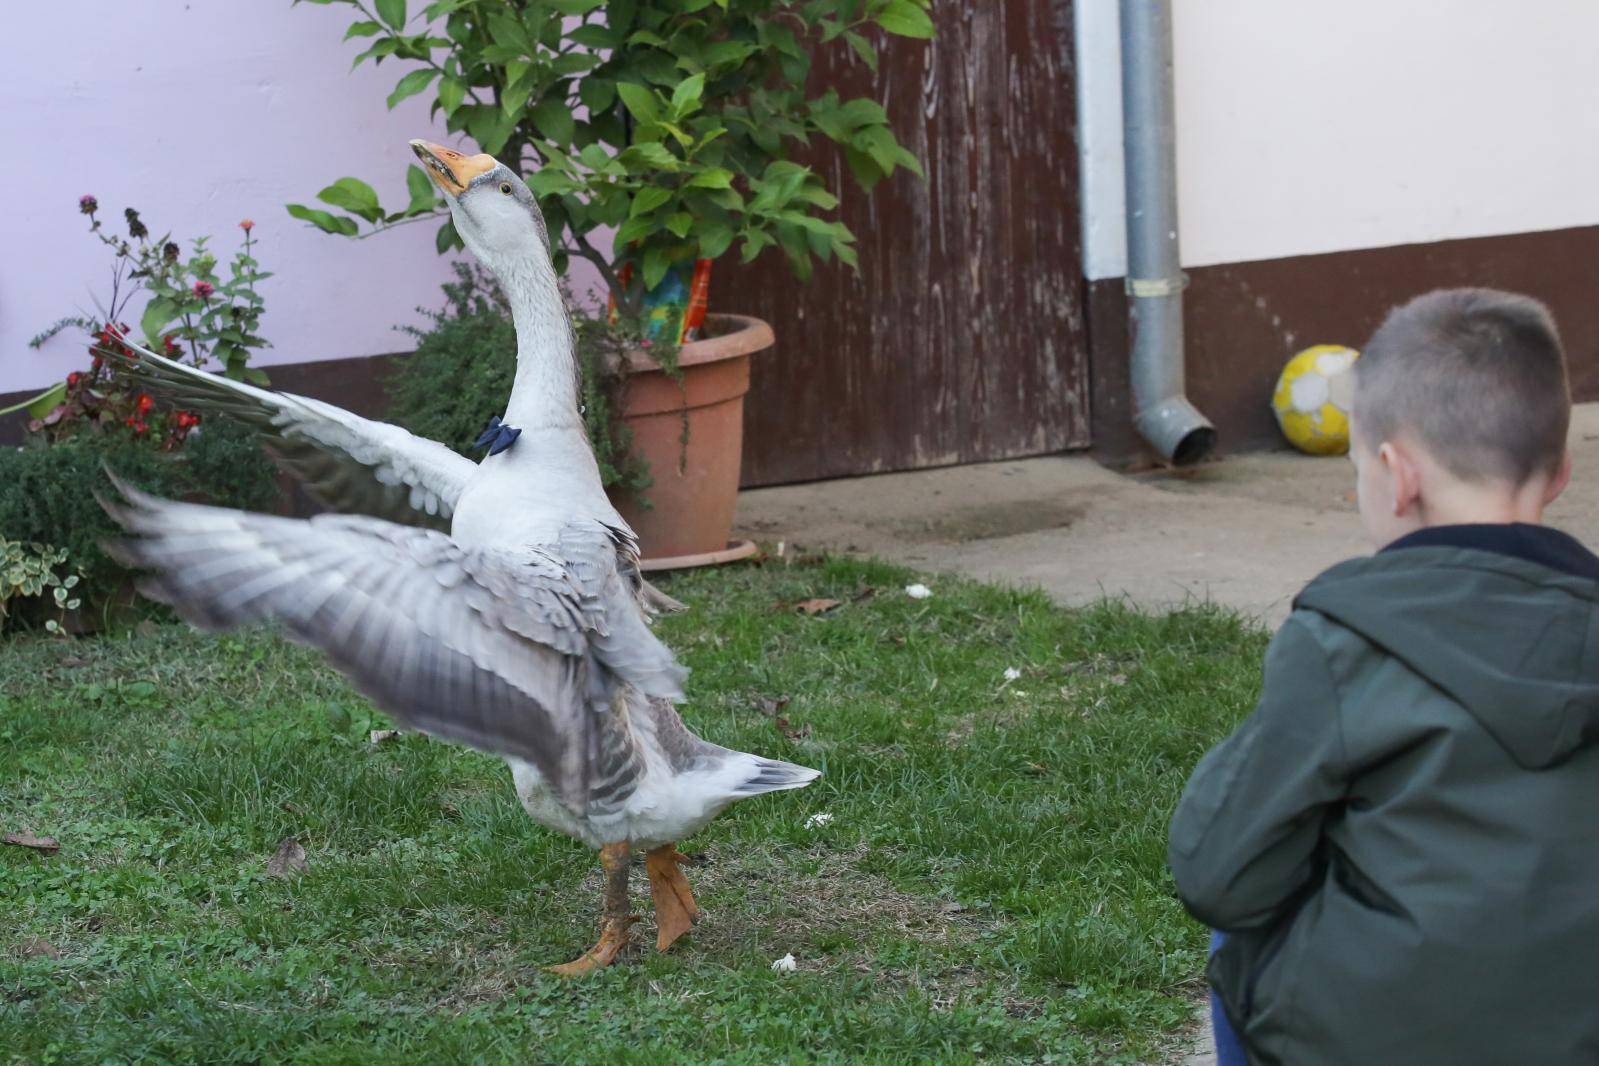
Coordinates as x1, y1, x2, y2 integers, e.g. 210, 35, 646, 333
409, 139, 496, 197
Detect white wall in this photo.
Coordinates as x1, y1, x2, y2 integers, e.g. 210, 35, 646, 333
1077, 0, 1599, 281
3, 1, 457, 394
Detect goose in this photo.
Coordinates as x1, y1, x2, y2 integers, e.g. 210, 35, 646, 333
101, 139, 820, 975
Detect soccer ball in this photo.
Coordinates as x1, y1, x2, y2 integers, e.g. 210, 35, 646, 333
1272, 345, 1359, 455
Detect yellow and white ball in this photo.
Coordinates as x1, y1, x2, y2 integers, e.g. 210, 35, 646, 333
1272, 345, 1359, 455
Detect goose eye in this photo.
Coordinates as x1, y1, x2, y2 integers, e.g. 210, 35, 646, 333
499, 182, 513, 195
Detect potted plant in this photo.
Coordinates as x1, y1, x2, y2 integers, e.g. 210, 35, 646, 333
290, 0, 931, 564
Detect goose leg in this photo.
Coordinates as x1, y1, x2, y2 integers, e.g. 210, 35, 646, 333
547, 840, 636, 976
645, 844, 700, 951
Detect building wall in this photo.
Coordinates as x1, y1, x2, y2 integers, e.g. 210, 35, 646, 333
2, 0, 466, 397
1077, 0, 1599, 279
1077, 0, 1599, 462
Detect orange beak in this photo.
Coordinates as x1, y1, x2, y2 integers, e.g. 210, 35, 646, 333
409, 139, 497, 196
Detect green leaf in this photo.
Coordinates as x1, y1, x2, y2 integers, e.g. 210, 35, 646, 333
244, 367, 272, 386
351, 37, 399, 68
286, 203, 361, 236
569, 25, 619, 49
876, 0, 934, 38
504, 58, 532, 89
438, 76, 467, 115
531, 99, 576, 145
642, 246, 673, 291
616, 82, 661, 124
529, 169, 579, 196
844, 30, 879, 72
405, 165, 438, 214
316, 177, 385, 223
387, 68, 438, 109
630, 187, 673, 217
375, 0, 406, 30
740, 230, 775, 264
670, 73, 705, 118
486, 12, 530, 51
613, 217, 654, 246
343, 20, 383, 40
687, 167, 734, 190
548, 0, 603, 11
501, 78, 535, 118
839, 99, 888, 128
436, 217, 462, 253
140, 297, 178, 345
578, 144, 613, 172
579, 77, 616, 114
695, 221, 733, 257
620, 142, 680, 170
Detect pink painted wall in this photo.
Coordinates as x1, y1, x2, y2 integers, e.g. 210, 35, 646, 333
3, 0, 596, 395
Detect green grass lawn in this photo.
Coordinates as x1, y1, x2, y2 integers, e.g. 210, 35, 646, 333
1, 556, 1266, 1064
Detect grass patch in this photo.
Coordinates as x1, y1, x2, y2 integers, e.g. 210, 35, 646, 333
0, 556, 1265, 1063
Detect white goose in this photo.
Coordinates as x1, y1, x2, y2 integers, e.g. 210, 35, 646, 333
103, 139, 819, 974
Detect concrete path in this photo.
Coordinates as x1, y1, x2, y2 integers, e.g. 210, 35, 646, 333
735, 405, 1599, 628
729, 404, 1599, 1064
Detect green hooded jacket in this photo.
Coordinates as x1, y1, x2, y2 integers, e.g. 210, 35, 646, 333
1169, 524, 1599, 1065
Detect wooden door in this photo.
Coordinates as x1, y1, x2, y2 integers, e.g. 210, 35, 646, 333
721, 0, 1088, 486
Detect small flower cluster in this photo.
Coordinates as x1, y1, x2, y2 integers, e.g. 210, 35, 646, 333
29, 195, 271, 450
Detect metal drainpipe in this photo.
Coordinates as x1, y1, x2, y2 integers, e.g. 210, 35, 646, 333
1119, 0, 1216, 465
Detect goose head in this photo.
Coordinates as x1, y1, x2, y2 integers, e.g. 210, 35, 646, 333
410, 139, 550, 277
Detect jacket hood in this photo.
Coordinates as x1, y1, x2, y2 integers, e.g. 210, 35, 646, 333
1295, 525, 1599, 770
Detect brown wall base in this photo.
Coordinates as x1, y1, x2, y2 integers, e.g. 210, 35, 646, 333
1088, 224, 1599, 467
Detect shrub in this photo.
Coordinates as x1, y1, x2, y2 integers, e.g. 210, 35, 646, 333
387, 264, 653, 496
0, 539, 83, 636
0, 421, 279, 620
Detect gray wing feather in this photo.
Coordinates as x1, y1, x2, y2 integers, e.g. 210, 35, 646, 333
104, 335, 474, 530
101, 482, 687, 813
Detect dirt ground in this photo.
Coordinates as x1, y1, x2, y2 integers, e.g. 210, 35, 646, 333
734, 404, 1599, 629
732, 404, 1599, 1066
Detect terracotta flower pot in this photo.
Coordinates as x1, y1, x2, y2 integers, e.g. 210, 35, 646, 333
610, 314, 773, 569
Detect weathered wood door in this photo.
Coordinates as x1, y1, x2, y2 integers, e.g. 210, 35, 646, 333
722, 0, 1088, 487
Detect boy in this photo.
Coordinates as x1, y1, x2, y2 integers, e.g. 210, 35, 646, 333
1169, 288, 1599, 1064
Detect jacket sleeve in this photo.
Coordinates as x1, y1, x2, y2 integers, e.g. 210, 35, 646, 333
1168, 613, 1349, 931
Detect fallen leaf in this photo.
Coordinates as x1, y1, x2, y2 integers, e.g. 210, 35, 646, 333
3, 831, 60, 854
265, 837, 308, 878
755, 696, 791, 718
773, 716, 812, 740
943, 901, 967, 914
794, 598, 842, 616
851, 583, 877, 603
368, 729, 400, 745
1109, 674, 1128, 686
18, 937, 61, 959
59, 657, 90, 669
135, 619, 160, 639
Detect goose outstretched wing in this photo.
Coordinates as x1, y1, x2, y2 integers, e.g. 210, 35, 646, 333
102, 481, 687, 812
104, 335, 474, 530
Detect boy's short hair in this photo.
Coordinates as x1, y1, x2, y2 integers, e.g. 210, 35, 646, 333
1353, 288, 1570, 484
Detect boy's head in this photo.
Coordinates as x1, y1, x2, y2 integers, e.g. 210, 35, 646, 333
1350, 287, 1572, 546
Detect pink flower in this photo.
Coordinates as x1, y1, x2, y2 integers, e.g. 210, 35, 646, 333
79, 195, 98, 214
193, 281, 214, 299
239, 219, 255, 233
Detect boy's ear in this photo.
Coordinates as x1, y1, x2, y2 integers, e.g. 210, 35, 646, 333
1546, 451, 1574, 505
1379, 440, 1422, 518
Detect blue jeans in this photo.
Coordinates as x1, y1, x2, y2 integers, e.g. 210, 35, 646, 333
1210, 931, 1249, 1066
